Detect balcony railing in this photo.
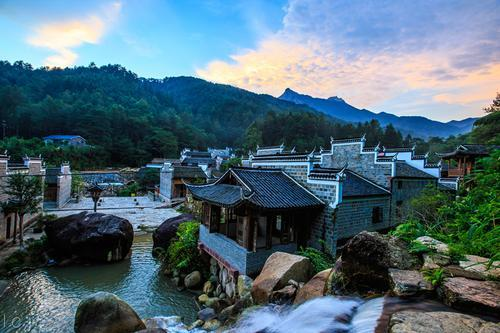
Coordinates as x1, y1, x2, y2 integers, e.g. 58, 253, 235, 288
447, 168, 465, 177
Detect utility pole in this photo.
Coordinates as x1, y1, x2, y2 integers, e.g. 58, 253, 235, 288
1, 120, 5, 139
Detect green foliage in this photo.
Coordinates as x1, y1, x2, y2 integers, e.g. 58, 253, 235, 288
423, 268, 445, 286
297, 246, 335, 274
137, 168, 160, 190
244, 112, 406, 151
71, 173, 85, 196
1, 236, 49, 275
165, 221, 203, 272
117, 182, 140, 197
5, 173, 43, 216
393, 151, 500, 259
470, 93, 500, 145
390, 218, 427, 243
220, 157, 242, 172
408, 241, 432, 255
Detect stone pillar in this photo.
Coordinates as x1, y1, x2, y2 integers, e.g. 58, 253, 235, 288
23, 156, 44, 175
159, 162, 173, 201
57, 162, 72, 208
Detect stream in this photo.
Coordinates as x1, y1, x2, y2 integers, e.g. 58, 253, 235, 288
0, 233, 199, 333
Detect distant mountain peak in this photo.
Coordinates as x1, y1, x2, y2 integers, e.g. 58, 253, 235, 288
279, 88, 477, 138
327, 96, 345, 103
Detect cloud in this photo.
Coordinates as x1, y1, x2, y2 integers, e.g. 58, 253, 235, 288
197, 0, 500, 120
27, 2, 121, 68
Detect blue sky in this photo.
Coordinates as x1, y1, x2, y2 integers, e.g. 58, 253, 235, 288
0, 0, 499, 121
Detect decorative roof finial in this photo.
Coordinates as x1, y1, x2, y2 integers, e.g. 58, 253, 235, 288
361, 133, 366, 141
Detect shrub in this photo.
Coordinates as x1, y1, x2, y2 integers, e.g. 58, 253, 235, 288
392, 151, 500, 259
297, 246, 335, 274
423, 268, 445, 286
165, 221, 203, 273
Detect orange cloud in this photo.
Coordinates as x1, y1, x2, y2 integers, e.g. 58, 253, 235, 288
197, 1, 500, 119
27, 2, 121, 68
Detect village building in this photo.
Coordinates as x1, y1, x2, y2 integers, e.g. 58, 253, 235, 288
159, 163, 208, 202
0, 154, 45, 244
43, 135, 87, 147
187, 167, 323, 276
439, 144, 497, 179
190, 135, 449, 278
43, 163, 72, 209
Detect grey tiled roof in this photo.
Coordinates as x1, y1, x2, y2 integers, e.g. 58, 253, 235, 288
187, 184, 246, 206
187, 167, 324, 210
173, 166, 207, 179
342, 170, 391, 197
309, 168, 390, 197
439, 144, 498, 159
395, 161, 436, 179
181, 157, 216, 166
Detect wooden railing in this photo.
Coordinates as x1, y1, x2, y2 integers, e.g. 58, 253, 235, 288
447, 168, 465, 177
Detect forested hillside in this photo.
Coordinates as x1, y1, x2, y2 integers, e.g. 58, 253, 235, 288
1, 61, 493, 168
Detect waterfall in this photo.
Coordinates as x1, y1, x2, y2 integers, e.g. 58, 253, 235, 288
227, 296, 385, 333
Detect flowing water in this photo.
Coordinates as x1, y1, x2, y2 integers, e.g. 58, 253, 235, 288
228, 297, 385, 333
0, 233, 199, 333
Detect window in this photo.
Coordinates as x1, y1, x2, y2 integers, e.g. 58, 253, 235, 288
372, 207, 383, 224
397, 181, 403, 189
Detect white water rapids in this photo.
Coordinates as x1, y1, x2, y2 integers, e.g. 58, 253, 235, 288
141, 296, 386, 333
228, 296, 385, 333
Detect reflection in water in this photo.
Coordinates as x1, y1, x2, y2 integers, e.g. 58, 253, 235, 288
0, 234, 199, 333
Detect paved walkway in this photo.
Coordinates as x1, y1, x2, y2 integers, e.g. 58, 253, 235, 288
48, 196, 180, 231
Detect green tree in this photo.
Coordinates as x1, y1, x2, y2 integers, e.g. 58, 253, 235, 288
4, 174, 43, 246
220, 157, 242, 171
382, 124, 403, 147
471, 93, 500, 144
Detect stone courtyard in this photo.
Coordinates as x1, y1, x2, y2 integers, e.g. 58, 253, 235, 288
47, 196, 179, 231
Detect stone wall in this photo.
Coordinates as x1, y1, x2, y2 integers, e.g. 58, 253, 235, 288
321, 143, 392, 187
335, 196, 391, 240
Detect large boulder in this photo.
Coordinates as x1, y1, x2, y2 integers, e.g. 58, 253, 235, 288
251, 252, 313, 304
74, 292, 146, 333
45, 212, 133, 262
339, 231, 418, 293
438, 277, 500, 318
388, 269, 433, 296
152, 214, 193, 249
294, 269, 332, 305
389, 311, 499, 333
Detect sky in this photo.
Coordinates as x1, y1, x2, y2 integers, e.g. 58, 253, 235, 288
0, 0, 499, 122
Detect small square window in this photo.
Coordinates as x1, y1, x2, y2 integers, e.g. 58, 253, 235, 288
397, 181, 403, 189
372, 207, 383, 224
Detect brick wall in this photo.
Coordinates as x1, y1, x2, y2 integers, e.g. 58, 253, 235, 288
335, 196, 391, 239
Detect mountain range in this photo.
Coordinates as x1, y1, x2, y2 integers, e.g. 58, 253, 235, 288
279, 88, 477, 138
